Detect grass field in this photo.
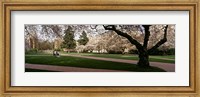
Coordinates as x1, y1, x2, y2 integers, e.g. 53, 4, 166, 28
25, 55, 166, 72
64, 53, 175, 63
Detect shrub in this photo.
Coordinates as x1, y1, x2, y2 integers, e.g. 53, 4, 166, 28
148, 48, 175, 55
107, 50, 123, 54
128, 48, 175, 55
165, 48, 175, 55
128, 49, 138, 54
54, 48, 62, 51
25, 48, 38, 54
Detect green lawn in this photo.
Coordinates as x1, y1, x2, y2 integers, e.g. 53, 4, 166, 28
72, 53, 175, 63
25, 55, 166, 72
150, 55, 175, 59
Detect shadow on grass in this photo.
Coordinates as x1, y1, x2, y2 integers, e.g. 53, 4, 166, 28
25, 55, 166, 72
25, 68, 57, 72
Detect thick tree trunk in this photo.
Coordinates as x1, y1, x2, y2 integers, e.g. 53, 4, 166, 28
137, 50, 150, 67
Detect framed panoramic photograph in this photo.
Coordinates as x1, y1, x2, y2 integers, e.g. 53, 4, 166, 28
0, 0, 199, 97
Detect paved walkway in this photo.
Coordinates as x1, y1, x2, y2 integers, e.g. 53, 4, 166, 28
25, 63, 127, 72
61, 54, 175, 72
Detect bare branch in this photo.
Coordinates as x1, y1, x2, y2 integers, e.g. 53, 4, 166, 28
142, 25, 151, 49
103, 25, 143, 49
103, 25, 116, 30
148, 25, 169, 53
90, 25, 98, 29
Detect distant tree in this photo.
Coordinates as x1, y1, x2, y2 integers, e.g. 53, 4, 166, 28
38, 40, 54, 50
61, 26, 76, 49
103, 32, 129, 54
84, 45, 95, 52
78, 31, 89, 45
25, 25, 39, 50
41, 25, 62, 38
76, 45, 85, 53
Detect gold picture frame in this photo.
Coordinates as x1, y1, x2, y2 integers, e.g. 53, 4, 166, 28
0, 0, 199, 97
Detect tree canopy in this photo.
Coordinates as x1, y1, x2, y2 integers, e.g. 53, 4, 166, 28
61, 26, 76, 49
77, 31, 89, 46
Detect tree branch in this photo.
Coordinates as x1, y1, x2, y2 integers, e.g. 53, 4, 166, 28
90, 25, 98, 29
148, 25, 169, 53
142, 25, 151, 49
103, 25, 143, 49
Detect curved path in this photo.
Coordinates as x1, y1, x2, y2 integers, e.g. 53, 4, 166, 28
61, 54, 175, 72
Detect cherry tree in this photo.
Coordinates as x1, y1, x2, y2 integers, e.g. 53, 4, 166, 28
103, 25, 169, 67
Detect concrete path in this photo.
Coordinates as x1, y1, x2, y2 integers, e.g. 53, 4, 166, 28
61, 54, 175, 72
25, 63, 127, 72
